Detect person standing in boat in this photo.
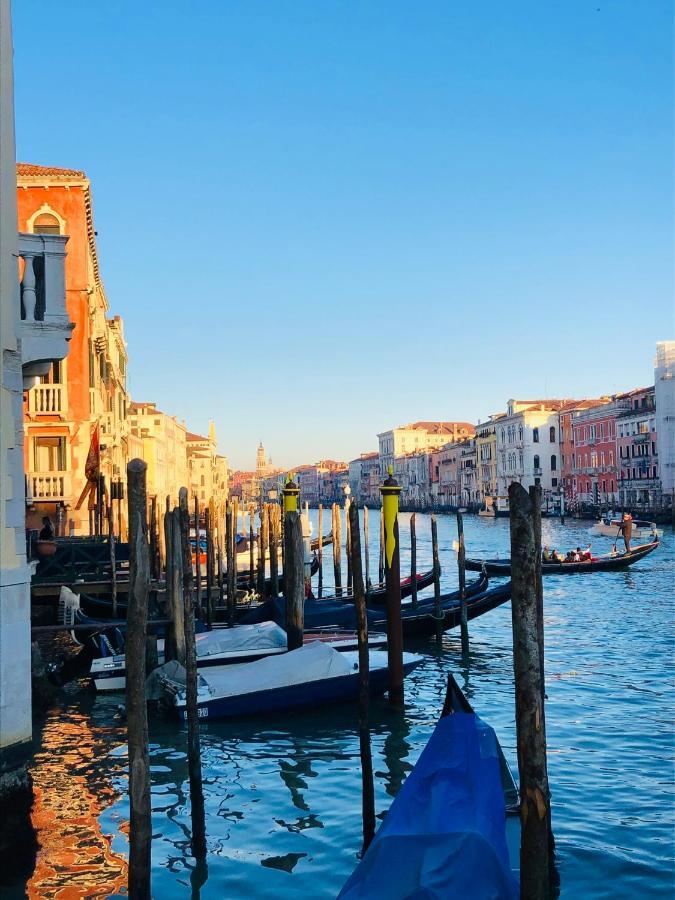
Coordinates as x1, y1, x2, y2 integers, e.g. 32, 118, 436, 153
620, 513, 633, 552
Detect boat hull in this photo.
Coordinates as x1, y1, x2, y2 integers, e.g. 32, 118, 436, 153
466, 540, 659, 576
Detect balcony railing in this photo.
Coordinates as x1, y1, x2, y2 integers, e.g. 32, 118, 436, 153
27, 383, 67, 415
26, 472, 71, 502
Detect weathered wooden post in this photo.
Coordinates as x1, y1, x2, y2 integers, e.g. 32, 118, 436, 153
108, 503, 117, 618
194, 497, 202, 619
248, 504, 255, 590
125, 459, 151, 900
171, 507, 186, 664
363, 505, 371, 594
349, 501, 376, 851
283, 511, 304, 651
256, 503, 268, 599
410, 512, 418, 608
269, 503, 280, 597
205, 506, 214, 630
333, 503, 343, 596
317, 503, 324, 598
345, 494, 353, 593
457, 510, 469, 655
431, 515, 442, 643
149, 497, 159, 581
163, 508, 177, 663
179, 487, 206, 860
381, 466, 404, 707
226, 503, 236, 626
509, 482, 553, 898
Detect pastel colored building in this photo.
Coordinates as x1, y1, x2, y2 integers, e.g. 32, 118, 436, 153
571, 400, 622, 506
127, 401, 188, 507
496, 400, 567, 498
655, 341, 675, 499
348, 452, 380, 506
616, 387, 659, 508
17, 163, 130, 535
378, 421, 475, 477
475, 414, 504, 504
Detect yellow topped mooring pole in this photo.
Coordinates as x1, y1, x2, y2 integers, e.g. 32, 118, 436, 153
282, 473, 300, 515
381, 465, 404, 707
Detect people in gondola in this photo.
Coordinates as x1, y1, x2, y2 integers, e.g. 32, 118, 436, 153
582, 545, 593, 561
620, 513, 633, 552
542, 546, 551, 562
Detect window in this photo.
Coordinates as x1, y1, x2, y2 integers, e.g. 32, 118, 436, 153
32, 212, 61, 235
89, 340, 95, 388
552, 477, 558, 487
39, 360, 62, 385
551, 455, 557, 471
533, 427, 539, 443
33, 436, 66, 471
200, 475, 205, 486
533, 454, 540, 470
518, 425, 523, 441
549, 426, 556, 443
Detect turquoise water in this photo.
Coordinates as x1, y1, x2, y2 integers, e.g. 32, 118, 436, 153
4, 513, 674, 898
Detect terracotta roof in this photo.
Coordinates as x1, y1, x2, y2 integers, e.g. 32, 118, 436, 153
186, 431, 209, 442
17, 162, 86, 178
408, 421, 475, 433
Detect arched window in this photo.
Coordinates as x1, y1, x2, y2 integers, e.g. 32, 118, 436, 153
501, 428, 505, 442
32, 212, 61, 235
534, 454, 540, 470
518, 424, 523, 440
549, 426, 556, 443
551, 454, 557, 471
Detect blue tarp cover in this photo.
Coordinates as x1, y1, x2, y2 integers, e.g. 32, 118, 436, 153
338, 711, 519, 900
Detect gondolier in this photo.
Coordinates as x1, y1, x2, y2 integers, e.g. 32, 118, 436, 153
620, 513, 633, 552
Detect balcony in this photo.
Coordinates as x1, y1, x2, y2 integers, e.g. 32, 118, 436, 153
26, 471, 71, 503
533, 467, 542, 476
27, 383, 68, 416
18, 233, 73, 381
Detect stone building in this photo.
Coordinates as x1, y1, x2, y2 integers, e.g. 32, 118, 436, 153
348, 452, 380, 506
377, 421, 475, 477
17, 163, 130, 535
128, 401, 188, 507
655, 341, 675, 502
1, 2, 72, 848
496, 400, 567, 501
616, 387, 660, 509
187, 422, 228, 519
475, 414, 505, 505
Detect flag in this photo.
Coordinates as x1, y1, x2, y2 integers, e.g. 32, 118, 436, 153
85, 424, 100, 482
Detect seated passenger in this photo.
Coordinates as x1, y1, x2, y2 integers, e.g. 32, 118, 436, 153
582, 544, 592, 561
542, 546, 551, 562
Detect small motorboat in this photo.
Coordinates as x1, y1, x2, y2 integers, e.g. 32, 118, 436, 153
338, 673, 519, 898
466, 539, 659, 576
591, 515, 660, 540
154, 641, 423, 720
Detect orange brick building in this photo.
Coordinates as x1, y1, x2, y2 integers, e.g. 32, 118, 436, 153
17, 164, 130, 535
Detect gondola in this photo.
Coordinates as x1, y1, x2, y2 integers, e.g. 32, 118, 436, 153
338, 673, 519, 898
320, 567, 437, 606
465, 539, 659, 576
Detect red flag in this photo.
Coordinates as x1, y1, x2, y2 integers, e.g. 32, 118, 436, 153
84, 424, 100, 483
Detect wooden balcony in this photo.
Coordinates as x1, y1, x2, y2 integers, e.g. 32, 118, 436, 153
26, 472, 71, 503
27, 383, 68, 415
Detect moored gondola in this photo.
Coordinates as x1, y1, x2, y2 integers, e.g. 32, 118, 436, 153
465, 539, 659, 576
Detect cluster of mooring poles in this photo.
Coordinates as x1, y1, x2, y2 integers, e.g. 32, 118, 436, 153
121, 459, 553, 899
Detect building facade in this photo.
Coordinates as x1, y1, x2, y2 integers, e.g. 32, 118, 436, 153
187, 422, 228, 518
571, 399, 623, 506
348, 452, 380, 506
616, 387, 659, 509
378, 421, 475, 477
475, 415, 504, 504
655, 341, 675, 500
128, 402, 188, 507
496, 400, 565, 499
17, 163, 130, 535
1, 3, 72, 833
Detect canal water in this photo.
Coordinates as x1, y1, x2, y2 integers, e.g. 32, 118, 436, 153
3, 513, 673, 899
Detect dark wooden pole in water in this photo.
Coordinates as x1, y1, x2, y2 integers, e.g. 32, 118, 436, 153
149, 497, 159, 582
346, 497, 353, 593
163, 509, 177, 663
108, 503, 118, 618
171, 507, 186, 664
194, 497, 202, 619
125, 459, 151, 900
508, 482, 552, 899
248, 504, 255, 590
363, 506, 371, 594
204, 507, 214, 630
269, 504, 280, 597
410, 512, 418, 608
257, 503, 268, 599
317, 503, 324, 598
381, 467, 404, 707
378, 507, 385, 587
349, 501, 376, 851
226, 503, 236, 626
333, 503, 343, 596
431, 515, 442, 643
283, 511, 305, 651
179, 487, 207, 860
457, 510, 469, 655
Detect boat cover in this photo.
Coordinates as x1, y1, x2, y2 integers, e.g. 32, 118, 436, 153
199, 640, 355, 699
192, 621, 287, 657
338, 711, 519, 900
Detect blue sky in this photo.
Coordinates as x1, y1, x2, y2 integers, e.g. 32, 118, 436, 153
13, 0, 673, 470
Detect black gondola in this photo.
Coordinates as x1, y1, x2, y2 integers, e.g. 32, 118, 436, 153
465, 539, 659, 576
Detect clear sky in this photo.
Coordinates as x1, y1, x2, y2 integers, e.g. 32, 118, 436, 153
13, 0, 673, 470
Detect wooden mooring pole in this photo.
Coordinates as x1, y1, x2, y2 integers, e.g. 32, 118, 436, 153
508, 482, 553, 899
431, 515, 442, 643
227, 503, 236, 626
457, 510, 469, 655
349, 501, 376, 851
205, 506, 214, 630
345, 496, 353, 594
363, 506, 371, 595
171, 507, 186, 664
378, 508, 385, 587
381, 467, 404, 707
179, 487, 207, 860
194, 497, 203, 619
108, 503, 117, 618
284, 511, 304, 651
269, 503, 280, 597
410, 512, 418, 608
248, 504, 255, 590
333, 503, 343, 597
125, 459, 151, 900
317, 503, 324, 598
